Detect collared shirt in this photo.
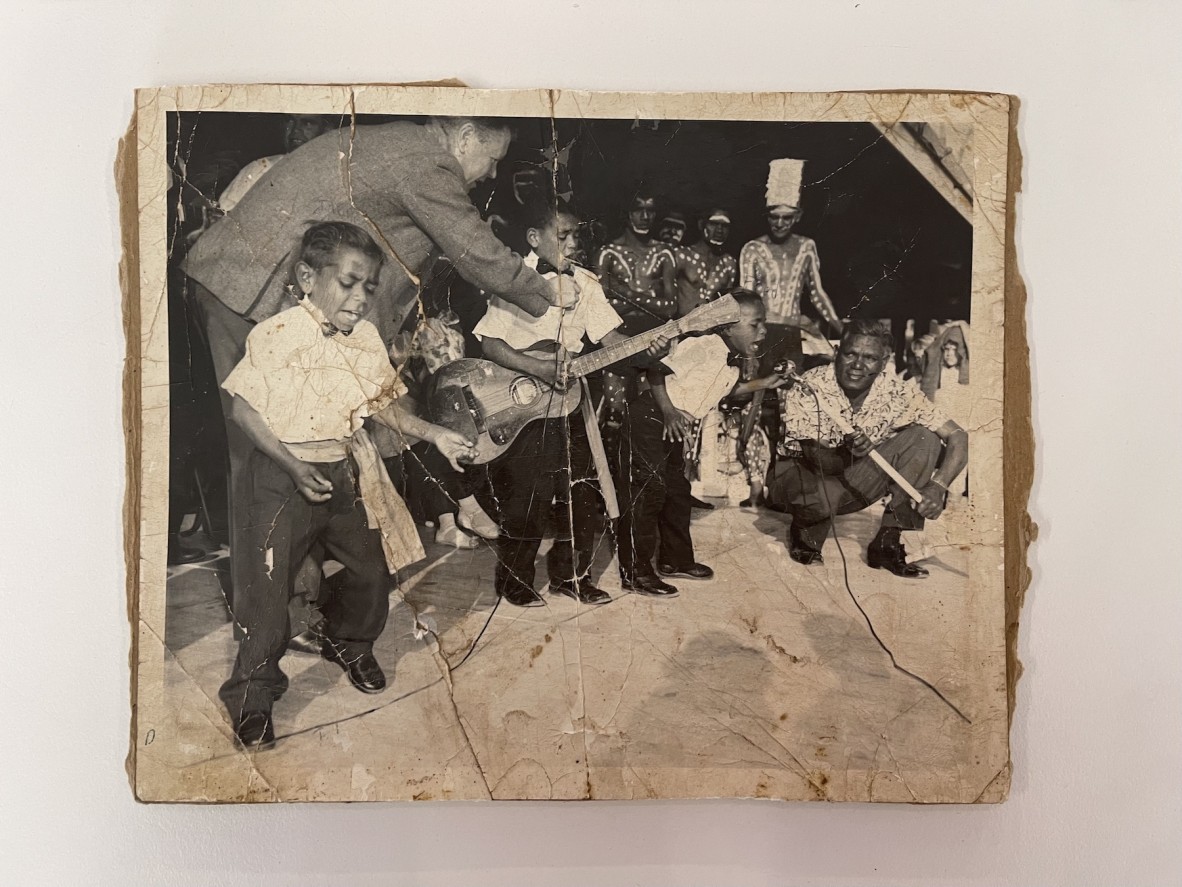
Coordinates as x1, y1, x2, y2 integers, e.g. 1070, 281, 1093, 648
739, 234, 841, 329
780, 363, 949, 448
473, 252, 622, 354
660, 335, 740, 419
223, 302, 405, 458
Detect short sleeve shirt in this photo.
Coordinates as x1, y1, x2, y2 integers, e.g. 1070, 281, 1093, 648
659, 335, 741, 419
779, 363, 949, 448
223, 302, 404, 445
473, 253, 622, 354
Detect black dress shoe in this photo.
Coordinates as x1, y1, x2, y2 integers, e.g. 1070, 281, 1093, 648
789, 548, 824, 566
657, 562, 714, 580
620, 574, 680, 597
287, 629, 323, 656
233, 710, 276, 751
549, 580, 611, 605
321, 641, 387, 693
499, 585, 545, 607
867, 528, 930, 579
867, 548, 930, 578
689, 496, 715, 510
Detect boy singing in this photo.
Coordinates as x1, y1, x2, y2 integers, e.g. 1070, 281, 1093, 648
219, 221, 473, 750
616, 289, 790, 594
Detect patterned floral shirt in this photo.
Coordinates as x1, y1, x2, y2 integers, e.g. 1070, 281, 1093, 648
779, 363, 950, 448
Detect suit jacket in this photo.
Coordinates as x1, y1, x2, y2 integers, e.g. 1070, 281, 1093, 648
182, 121, 551, 344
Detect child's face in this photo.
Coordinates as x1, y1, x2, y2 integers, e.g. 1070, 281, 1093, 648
528, 213, 581, 273
725, 302, 768, 356
296, 247, 381, 332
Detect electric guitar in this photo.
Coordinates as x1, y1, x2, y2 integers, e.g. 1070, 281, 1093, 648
426, 295, 741, 464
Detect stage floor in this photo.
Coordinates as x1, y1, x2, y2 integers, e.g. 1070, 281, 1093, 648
145, 498, 1007, 803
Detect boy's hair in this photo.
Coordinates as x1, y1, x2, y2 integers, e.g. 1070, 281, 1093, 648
725, 287, 765, 314
517, 197, 578, 236
840, 319, 894, 354
297, 221, 385, 271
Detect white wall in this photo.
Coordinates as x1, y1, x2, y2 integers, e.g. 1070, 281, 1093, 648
1, 2, 1179, 884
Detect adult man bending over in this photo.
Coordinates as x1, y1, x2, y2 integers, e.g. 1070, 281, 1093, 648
766, 320, 968, 578
186, 116, 577, 365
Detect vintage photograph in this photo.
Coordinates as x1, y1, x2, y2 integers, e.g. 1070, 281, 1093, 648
126, 86, 1016, 802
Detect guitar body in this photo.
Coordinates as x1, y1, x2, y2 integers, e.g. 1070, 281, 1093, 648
425, 295, 742, 465
427, 355, 583, 464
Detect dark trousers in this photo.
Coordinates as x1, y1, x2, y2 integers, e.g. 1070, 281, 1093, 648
614, 391, 695, 580
189, 281, 323, 630
406, 440, 486, 521
765, 425, 942, 553
218, 452, 392, 718
488, 417, 600, 597
188, 282, 255, 606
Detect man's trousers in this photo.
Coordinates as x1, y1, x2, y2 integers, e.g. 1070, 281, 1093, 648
765, 424, 942, 553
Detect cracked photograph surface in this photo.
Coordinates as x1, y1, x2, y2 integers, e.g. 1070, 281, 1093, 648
124, 86, 1021, 803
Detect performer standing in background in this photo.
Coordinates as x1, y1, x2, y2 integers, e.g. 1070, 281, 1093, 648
655, 210, 689, 247
596, 192, 677, 332
662, 208, 738, 317
740, 158, 844, 368
595, 192, 677, 434
919, 321, 971, 503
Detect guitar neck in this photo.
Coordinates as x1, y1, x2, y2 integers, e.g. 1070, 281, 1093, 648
569, 319, 682, 378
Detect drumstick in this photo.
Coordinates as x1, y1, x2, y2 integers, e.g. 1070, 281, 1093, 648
787, 371, 926, 505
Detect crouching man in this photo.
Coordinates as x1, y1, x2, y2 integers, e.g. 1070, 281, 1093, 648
766, 320, 968, 577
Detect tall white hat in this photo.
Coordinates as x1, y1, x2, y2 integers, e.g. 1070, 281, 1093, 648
766, 158, 805, 208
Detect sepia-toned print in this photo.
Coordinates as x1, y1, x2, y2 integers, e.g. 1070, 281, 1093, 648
123, 86, 1022, 802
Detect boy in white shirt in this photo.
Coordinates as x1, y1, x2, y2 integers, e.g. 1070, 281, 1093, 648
617, 289, 791, 593
219, 221, 473, 750
474, 200, 642, 607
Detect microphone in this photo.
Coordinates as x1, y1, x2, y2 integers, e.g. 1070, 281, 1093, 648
772, 358, 799, 382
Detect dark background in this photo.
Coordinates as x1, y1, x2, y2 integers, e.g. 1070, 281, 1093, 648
165, 111, 973, 553
169, 111, 972, 324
